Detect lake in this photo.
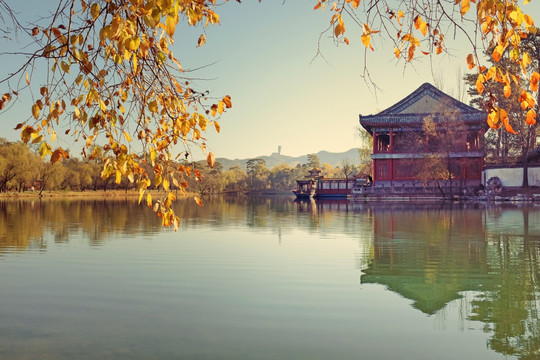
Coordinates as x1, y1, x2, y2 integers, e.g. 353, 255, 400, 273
1, 197, 539, 359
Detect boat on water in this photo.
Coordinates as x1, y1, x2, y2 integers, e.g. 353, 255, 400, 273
293, 168, 371, 199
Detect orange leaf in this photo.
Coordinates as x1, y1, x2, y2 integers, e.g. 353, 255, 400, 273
461, 0, 470, 16
487, 109, 500, 128
503, 84, 511, 98
492, 45, 503, 62
476, 74, 485, 94
526, 109, 536, 125
50, 149, 64, 163
524, 14, 534, 27
194, 196, 203, 207
394, 47, 401, 58
344, 37, 350, 45
361, 33, 370, 48
334, 23, 343, 37
466, 54, 475, 69
197, 34, 206, 47
500, 108, 509, 125
207, 152, 215, 168
505, 123, 517, 134
222, 95, 232, 108
414, 16, 428, 36
530, 72, 540, 92
408, 45, 416, 62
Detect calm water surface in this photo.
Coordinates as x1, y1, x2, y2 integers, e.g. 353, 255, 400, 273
0, 197, 539, 359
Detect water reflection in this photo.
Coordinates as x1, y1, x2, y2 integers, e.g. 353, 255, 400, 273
1, 197, 539, 359
0, 199, 161, 252
358, 203, 540, 359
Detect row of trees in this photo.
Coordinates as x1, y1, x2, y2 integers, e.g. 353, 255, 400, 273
179, 155, 367, 194
1, 138, 366, 194
0, 138, 108, 193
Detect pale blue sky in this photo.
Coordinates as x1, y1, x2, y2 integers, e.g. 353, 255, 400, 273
1, 0, 539, 161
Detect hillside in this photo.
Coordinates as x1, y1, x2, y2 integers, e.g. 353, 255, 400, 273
216, 148, 360, 170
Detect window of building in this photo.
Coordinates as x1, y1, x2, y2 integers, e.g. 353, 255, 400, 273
377, 163, 388, 180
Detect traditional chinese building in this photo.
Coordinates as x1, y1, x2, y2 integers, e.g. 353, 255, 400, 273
359, 83, 486, 189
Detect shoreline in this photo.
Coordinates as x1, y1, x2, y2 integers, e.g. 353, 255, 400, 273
0, 189, 198, 200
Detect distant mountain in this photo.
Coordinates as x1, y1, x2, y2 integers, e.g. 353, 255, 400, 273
216, 148, 360, 170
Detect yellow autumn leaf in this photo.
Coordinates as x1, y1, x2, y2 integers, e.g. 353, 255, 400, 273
526, 109, 536, 125
361, 23, 371, 48
165, 14, 177, 38
218, 101, 224, 115
414, 16, 428, 37
476, 74, 485, 94
138, 189, 145, 205
504, 84, 511, 98
60, 61, 70, 73
492, 45, 504, 62
31, 134, 43, 144
39, 142, 52, 158
460, 0, 470, 16
90, 3, 100, 20
146, 192, 152, 208
163, 178, 170, 192
32, 104, 40, 120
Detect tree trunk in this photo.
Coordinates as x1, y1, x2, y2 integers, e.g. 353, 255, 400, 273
522, 127, 533, 188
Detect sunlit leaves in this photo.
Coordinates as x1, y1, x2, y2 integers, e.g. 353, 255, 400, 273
31, 104, 40, 120
207, 152, 215, 168
197, 34, 207, 47
414, 16, 428, 37
361, 24, 373, 49
476, 74, 485, 94
526, 110, 536, 125
334, 13, 345, 38
504, 84, 512, 98
90, 3, 100, 20
531, 72, 540, 92
466, 54, 475, 70
39, 142, 52, 158
460, 0, 470, 16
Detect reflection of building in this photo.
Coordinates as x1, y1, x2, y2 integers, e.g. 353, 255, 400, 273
361, 205, 489, 314
359, 83, 485, 189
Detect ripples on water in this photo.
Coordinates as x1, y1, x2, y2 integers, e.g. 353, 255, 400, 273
0, 198, 539, 359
